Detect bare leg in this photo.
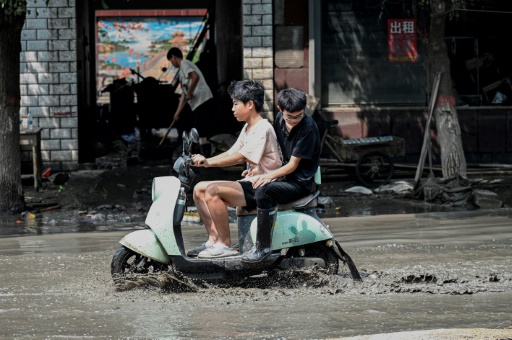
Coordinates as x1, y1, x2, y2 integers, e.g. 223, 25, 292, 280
193, 180, 223, 244
204, 181, 247, 247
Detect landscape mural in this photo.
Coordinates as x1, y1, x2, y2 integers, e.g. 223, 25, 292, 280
96, 14, 205, 104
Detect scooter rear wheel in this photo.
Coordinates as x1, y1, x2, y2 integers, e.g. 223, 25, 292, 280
111, 246, 168, 277
286, 242, 339, 274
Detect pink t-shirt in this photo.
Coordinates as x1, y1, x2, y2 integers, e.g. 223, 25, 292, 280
227, 119, 282, 182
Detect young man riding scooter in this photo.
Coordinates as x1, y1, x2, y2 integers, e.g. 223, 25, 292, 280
189, 80, 282, 258
241, 88, 321, 264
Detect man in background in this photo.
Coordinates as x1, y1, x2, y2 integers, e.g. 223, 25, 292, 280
167, 47, 214, 156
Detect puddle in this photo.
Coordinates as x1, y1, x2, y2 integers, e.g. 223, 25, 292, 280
0, 197, 495, 239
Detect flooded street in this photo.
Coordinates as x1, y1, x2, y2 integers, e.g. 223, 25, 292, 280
1, 209, 512, 338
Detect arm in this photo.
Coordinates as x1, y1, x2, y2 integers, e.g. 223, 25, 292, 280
251, 156, 301, 188
192, 151, 246, 168
172, 93, 187, 123
206, 151, 228, 162
185, 71, 200, 101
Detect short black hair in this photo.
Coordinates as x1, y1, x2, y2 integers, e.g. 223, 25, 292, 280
228, 80, 265, 112
167, 47, 183, 60
277, 88, 307, 113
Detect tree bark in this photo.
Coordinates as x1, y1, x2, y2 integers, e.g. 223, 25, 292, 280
0, 8, 26, 213
426, 0, 467, 179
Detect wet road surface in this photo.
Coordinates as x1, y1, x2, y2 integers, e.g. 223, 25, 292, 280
1, 209, 512, 338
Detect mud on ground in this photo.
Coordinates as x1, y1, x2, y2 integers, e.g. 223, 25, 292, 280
2, 213, 512, 338
3, 160, 512, 338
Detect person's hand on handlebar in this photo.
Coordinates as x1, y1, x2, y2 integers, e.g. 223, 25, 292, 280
191, 154, 208, 167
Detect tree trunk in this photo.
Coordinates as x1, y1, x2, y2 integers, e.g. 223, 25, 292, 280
427, 0, 467, 179
0, 8, 25, 213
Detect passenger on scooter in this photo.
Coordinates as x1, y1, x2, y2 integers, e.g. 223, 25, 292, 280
241, 88, 321, 264
189, 80, 283, 258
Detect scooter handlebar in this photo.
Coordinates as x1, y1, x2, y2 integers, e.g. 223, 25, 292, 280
172, 128, 201, 187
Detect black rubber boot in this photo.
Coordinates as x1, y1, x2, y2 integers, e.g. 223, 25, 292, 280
200, 143, 211, 158
241, 207, 277, 263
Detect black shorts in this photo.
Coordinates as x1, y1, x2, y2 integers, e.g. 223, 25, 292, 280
239, 180, 257, 211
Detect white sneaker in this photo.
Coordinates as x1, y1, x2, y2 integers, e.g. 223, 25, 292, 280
187, 240, 213, 257
197, 243, 239, 258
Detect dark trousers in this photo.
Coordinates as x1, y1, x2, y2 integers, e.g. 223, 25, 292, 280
255, 180, 311, 209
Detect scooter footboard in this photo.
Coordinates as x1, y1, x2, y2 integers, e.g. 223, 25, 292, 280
120, 229, 171, 264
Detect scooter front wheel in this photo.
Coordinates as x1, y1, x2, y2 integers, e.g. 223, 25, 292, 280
111, 246, 169, 277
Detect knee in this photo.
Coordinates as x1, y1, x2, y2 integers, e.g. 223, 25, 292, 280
204, 184, 220, 203
193, 182, 207, 200
254, 186, 267, 203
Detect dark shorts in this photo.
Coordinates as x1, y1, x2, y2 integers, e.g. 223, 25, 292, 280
239, 180, 257, 211
193, 98, 214, 139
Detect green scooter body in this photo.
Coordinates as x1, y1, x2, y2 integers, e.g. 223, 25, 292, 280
119, 229, 171, 263
245, 210, 333, 250
119, 176, 181, 261
120, 176, 332, 265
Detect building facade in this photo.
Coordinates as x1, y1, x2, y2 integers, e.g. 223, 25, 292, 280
20, 0, 512, 172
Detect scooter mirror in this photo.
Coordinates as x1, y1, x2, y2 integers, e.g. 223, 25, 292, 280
189, 128, 199, 144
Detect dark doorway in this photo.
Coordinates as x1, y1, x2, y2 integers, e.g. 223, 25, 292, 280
76, 0, 243, 165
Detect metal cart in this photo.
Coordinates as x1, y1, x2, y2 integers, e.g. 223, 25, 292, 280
318, 120, 405, 187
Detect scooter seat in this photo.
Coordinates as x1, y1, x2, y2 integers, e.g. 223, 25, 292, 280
236, 190, 320, 216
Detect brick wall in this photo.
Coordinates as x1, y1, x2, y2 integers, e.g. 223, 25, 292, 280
19, 0, 273, 171
242, 0, 274, 120
20, 0, 78, 172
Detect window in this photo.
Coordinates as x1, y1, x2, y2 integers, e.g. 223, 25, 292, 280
321, 0, 426, 107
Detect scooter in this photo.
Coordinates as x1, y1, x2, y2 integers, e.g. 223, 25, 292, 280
111, 129, 362, 282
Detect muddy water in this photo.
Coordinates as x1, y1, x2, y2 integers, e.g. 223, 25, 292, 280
1, 210, 512, 338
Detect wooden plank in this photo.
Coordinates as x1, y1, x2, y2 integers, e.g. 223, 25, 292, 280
414, 72, 441, 189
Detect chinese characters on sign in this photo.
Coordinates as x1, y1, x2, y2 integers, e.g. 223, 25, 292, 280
388, 19, 418, 62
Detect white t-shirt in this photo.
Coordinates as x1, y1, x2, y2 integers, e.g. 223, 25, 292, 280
227, 119, 282, 182
176, 59, 213, 111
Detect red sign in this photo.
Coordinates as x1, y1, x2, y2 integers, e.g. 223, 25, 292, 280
388, 19, 418, 62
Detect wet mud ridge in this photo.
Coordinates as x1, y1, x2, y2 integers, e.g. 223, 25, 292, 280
356, 270, 512, 295
112, 265, 512, 298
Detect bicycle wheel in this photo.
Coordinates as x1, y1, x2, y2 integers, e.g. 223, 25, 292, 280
356, 151, 394, 187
